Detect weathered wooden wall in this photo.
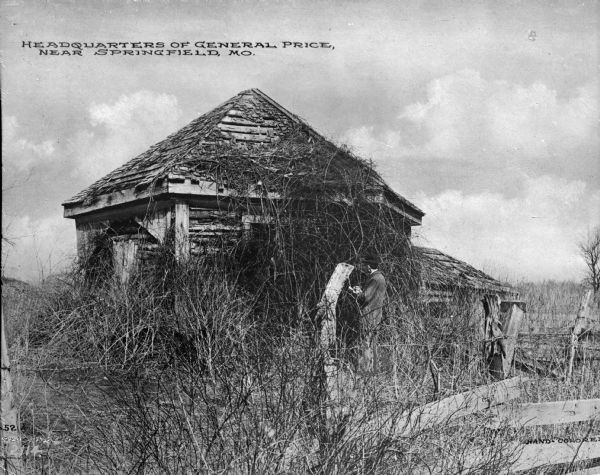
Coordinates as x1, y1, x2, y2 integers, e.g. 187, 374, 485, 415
189, 207, 242, 256
74, 200, 262, 281
75, 203, 172, 280
75, 220, 108, 260
75, 198, 417, 282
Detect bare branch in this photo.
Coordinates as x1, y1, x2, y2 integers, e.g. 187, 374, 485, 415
578, 226, 600, 291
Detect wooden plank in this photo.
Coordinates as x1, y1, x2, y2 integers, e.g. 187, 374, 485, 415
134, 209, 169, 244
222, 112, 278, 127
75, 220, 107, 261
241, 215, 272, 224
174, 202, 190, 260
483, 294, 505, 380
225, 109, 244, 118
73, 200, 172, 226
568, 290, 594, 382
189, 219, 236, 226
1, 309, 23, 472
189, 227, 239, 234
394, 377, 526, 435
221, 116, 256, 126
168, 181, 282, 200
316, 263, 354, 429
351, 379, 527, 448
461, 442, 600, 473
489, 399, 600, 427
356, 378, 526, 440
226, 131, 272, 142
189, 224, 242, 232
217, 123, 274, 134
189, 235, 240, 242
112, 239, 139, 283
318, 263, 354, 350
190, 239, 238, 246
191, 245, 225, 255
63, 182, 169, 218
500, 301, 525, 377
566, 466, 600, 475
189, 209, 237, 220
168, 178, 223, 196
574, 290, 595, 336
511, 442, 600, 472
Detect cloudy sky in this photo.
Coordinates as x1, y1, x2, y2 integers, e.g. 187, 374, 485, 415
1, 0, 598, 283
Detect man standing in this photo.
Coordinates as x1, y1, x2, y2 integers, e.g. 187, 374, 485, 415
350, 252, 387, 373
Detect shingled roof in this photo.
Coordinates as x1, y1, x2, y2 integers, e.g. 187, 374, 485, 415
63, 88, 424, 222
414, 246, 515, 297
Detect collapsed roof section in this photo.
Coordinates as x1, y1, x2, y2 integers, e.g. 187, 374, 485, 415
414, 246, 518, 300
63, 88, 424, 226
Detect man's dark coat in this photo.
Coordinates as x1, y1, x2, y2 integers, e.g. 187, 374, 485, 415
359, 270, 386, 332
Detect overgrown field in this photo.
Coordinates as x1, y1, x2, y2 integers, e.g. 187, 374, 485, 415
2, 269, 599, 474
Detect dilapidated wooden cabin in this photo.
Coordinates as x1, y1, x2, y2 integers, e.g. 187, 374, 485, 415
62, 88, 514, 301
62, 89, 425, 281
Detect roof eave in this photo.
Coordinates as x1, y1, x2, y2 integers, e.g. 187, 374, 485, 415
62, 185, 169, 219
62, 176, 284, 219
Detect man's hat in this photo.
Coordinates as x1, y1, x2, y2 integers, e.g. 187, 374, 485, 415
363, 252, 380, 268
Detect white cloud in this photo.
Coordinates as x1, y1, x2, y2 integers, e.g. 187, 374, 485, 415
70, 90, 182, 181
1, 211, 76, 283
343, 70, 598, 169
2, 116, 56, 171
413, 175, 600, 282
89, 90, 181, 131
342, 125, 401, 157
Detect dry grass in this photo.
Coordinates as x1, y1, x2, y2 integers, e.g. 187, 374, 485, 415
517, 281, 585, 333
3, 269, 599, 474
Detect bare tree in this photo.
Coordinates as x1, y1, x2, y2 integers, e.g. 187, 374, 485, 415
579, 226, 600, 291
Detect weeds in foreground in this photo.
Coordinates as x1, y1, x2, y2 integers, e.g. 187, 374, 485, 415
8, 264, 598, 474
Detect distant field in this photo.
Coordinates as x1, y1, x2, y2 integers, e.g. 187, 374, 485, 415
515, 280, 587, 332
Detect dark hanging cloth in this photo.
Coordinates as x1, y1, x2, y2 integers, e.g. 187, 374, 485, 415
357, 270, 386, 373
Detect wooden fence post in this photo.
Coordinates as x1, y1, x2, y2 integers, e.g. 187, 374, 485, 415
1, 309, 23, 474
499, 300, 525, 378
567, 289, 593, 383
316, 263, 354, 427
174, 202, 190, 261
483, 295, 504, 380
